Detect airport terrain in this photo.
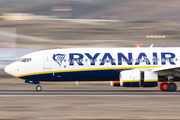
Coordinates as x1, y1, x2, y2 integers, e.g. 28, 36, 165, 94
0, 78, 179, 119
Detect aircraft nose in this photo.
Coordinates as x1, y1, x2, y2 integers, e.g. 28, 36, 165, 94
4, 63, 17, 76
4, 64, 12, 75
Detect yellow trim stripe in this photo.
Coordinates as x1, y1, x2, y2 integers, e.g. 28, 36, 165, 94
144, 79, 158, 82
124, 80, 139, 82
16, 66, 162, 78
123, 79, 158, 82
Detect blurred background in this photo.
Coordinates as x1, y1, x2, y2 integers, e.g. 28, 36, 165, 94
1, 0, 180, 75
1, 1, 180, 119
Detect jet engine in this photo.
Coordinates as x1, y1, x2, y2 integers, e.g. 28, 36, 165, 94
120, 70, 158, 87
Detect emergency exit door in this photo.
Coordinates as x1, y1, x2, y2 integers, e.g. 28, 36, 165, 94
43, 53, 52, 69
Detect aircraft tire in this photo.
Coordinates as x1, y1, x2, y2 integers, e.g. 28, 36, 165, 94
160, 83, 164, 91
160, 83, 168, 91
36, 85, 42, 91
167, 83, 177, 92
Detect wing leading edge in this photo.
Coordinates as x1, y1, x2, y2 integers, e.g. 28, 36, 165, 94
151, 65, 180, 72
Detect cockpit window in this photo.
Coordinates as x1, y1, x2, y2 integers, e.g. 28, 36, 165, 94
20, 58, 32, 62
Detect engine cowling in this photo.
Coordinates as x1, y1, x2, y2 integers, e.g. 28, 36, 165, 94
110, 81, 120, 87
120, 70, 158, 87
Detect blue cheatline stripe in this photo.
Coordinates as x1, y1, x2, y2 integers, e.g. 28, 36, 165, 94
16, 65, 162, 78
20, 69, 128, 81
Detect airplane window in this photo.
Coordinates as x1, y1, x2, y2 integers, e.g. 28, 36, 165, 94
64, 59, 66, 62
21, 58, 31, 63
153, 58, 159, 62
175, 58, 178, 61
171, 58, 173, 62
99, 59, 102, 62
113, 59, 115, 62
144, 59, 146, 62
95, 59, 97, 62
85, 59, 88, 62
80, 59, 83, 62
139, 58, 142, 62
152, 58, 154, 62
162, 58, 165, 62
131, 59, 134, 62
22, 59, 26, 62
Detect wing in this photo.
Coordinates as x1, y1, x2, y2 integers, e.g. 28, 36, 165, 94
151, 65, 180, 77
151, 65, 180, 72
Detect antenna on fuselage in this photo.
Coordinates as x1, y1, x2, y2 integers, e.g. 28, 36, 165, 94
150, 44, 153, 48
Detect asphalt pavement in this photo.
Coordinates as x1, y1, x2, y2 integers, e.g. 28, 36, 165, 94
0, 89, 180, 96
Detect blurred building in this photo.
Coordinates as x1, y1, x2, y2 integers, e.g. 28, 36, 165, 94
0, 28, 16, 68
51, 2, 72, 18
0, 28, 16, 48
2, 13, 35, 20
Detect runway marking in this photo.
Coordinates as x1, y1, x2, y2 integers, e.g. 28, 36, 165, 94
0, 91, 175, 93
0, 89, 167, 91
0, 92, 168, 93
0, 90, 179, 96
0, 95, 180, 97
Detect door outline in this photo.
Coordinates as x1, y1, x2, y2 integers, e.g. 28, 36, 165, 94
43, 53, 52, 69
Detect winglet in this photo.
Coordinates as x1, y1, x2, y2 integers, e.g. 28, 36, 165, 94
150, 44, 153, 48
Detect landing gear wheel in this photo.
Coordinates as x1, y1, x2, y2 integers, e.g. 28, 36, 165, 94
36, 85, 42, 91
160, 83, 168, 91
167, 83, 177, 92
160, 83, 164, 91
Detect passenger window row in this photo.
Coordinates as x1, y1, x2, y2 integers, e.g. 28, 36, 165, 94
61, 58, 179, 63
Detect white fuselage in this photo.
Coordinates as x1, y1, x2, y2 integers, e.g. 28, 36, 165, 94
4, 47, 180, 81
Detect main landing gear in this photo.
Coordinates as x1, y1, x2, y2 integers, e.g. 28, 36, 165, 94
36, 85, 42, 91
160, 82, 177, 92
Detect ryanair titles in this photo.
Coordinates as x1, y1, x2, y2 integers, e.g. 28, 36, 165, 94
65, 52, 176, 66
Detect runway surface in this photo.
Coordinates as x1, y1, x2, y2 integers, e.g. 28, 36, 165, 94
0, 89, 180, 96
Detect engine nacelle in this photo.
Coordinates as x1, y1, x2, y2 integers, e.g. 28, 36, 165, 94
110, 81, 120, 87
120, 70, 158, 87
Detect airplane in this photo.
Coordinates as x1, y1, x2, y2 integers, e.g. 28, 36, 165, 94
4, 46, 180, 92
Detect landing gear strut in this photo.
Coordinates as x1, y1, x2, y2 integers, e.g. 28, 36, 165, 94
160, 82, 177, 92
36, 85, 42, 91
